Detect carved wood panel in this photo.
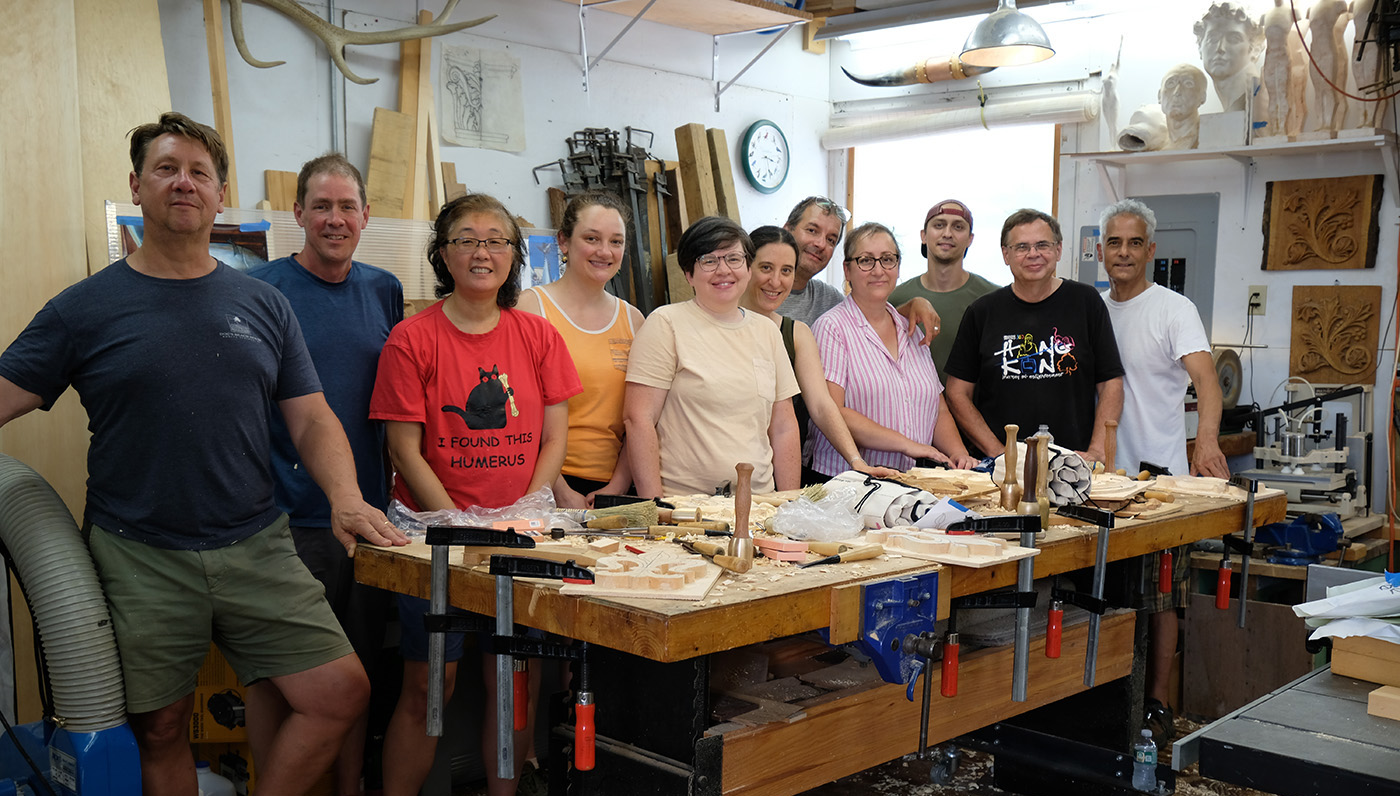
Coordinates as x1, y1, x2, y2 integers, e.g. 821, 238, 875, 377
1289, 285, 1382, 384
1262, 174, 1383, 270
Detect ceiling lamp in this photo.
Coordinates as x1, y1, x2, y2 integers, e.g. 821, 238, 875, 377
959, 0, 1054, 68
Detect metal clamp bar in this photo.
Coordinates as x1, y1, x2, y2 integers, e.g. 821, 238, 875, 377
1230, 475, 1258, 628
427, 542, 448, 737
1013, 519, 1040, 702
426, 526, 536, 548
495, 573, 515, 779
946, 514, 1041, 534
1083, 523, 1111, 687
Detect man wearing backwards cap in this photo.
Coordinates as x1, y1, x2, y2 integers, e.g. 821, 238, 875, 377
889, 199, 998, 384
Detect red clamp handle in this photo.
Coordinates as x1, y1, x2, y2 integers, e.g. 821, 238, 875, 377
1045, 603, 1063, 659
940, 636, 960, 698
574, 699, 596, 771
1158, 549, 1173, 594
1215, 558, 1232, 610
513, 664, 529, 731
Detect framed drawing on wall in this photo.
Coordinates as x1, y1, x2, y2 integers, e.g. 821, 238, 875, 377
1261, 174, 1383, 270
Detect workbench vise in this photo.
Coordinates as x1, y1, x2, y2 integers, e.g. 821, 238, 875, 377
830, 569, 942, 685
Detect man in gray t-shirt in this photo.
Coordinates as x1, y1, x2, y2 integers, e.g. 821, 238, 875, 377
777, 196, 849, 326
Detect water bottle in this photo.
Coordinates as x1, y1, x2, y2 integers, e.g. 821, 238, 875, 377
196, 760, 236, 796
1131, 728, 1157, 792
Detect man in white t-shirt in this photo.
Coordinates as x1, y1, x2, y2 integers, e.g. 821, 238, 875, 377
1100, 197, 1228, 740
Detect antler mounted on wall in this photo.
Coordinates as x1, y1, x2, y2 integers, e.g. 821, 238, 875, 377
227, 0, 495, 85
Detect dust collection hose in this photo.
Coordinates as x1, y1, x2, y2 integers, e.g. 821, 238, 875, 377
0, 454, 126, 732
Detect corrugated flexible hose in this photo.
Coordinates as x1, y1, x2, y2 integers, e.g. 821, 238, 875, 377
0, 454, 126, 732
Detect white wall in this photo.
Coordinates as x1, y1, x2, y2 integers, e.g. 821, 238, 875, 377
157, 0, 833, 234
1050, 2, 1395, 512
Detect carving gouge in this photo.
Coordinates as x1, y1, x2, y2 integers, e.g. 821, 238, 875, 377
799, 543, 884, 568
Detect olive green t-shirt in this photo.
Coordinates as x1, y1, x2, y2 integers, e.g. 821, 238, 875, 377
888, 270, 1000, 384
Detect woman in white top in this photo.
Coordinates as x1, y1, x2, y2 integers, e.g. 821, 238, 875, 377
519, 191, 644, 508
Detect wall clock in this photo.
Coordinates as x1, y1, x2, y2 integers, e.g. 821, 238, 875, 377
741, 120, 789, 194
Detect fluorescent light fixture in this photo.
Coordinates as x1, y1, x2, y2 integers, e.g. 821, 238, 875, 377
960, 0, 1054, 67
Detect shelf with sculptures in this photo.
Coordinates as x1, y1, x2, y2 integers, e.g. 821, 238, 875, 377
1109, 0, 1391, 153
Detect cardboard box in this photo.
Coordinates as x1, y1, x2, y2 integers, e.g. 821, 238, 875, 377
190, 645, 247, 742
1331, 635, 1400, 687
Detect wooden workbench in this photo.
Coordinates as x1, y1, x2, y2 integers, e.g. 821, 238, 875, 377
355, 490, 1284, 794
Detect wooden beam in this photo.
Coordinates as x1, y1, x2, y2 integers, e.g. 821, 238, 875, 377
4, 0, 97, 724
426, 106, 446, 218
674, 123, 718, 225
366, 107, 415, 219
441, 162, 466, 202
802, 18, 827, 54
411, 9, 436, 220
264, 170, 298, 212
707, 128, 741, 224
398, 31, 425, 220
202, 0, 238, 207
74, 0, 171, 277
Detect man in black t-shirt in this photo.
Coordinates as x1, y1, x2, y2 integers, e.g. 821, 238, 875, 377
943, 208, 1124, 465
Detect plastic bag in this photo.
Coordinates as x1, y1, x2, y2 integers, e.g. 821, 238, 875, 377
386, 486, 581, 540
769, 483, 864, 542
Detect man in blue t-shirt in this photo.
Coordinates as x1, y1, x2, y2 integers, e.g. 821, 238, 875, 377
247, 153, 402, 793
0, 113, 408, 796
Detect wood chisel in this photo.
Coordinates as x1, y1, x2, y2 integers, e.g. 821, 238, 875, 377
799, 543, 883, 568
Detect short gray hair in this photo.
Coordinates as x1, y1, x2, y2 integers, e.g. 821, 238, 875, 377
1099, 199, 1157, 241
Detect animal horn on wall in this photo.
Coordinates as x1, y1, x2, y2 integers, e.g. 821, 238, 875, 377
842, 55, 995, 87
227, 0, 496, 85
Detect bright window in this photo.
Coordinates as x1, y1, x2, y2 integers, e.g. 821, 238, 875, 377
850, 123, 1057, 286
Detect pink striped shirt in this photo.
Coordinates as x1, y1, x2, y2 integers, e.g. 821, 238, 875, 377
810, 296, 942, 475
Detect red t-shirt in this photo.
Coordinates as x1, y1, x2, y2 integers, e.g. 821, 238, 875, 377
370, 303, 582, 511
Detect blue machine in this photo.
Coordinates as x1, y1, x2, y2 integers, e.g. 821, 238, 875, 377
0, 454, 143, 793
1256, 512, 1343, 565
0, 721, 142, 795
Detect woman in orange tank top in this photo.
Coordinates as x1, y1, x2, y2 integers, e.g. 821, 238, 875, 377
519, 192, 645, 508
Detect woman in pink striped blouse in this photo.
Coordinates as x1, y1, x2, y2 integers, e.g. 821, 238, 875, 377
809, 222, 978, 476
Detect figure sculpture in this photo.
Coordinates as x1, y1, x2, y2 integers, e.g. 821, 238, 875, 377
1307, 0, 1352, 131
1195, 2, 1265, 113
1260, 0, 1307, 135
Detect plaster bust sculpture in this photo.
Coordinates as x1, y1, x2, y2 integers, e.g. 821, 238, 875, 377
1194, 2, 1265, 113
1159, 63, 1209, 149
1117, 64, 1208, 152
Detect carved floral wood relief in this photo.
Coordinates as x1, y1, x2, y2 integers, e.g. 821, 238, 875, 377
1261, 174, 1383, 270
1289, 285, 1382, 385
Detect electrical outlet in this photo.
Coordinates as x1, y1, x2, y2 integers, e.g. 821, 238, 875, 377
1248, 285, 1267, 316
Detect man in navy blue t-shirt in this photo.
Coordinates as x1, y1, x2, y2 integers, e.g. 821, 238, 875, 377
0, 113, 408, 795
247, 153, 403, 793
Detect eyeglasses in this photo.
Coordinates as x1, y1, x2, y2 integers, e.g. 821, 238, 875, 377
848, 254, 900, 271
1006, 240, 1058, 257
695, 253, 748, 272
446, 236, 514, 253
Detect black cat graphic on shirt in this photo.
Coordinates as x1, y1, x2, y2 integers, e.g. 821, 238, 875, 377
442, 365, 512, 429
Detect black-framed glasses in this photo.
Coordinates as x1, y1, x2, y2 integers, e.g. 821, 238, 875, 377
848, 254, 900, 271
446, 236, 514, 253
695, 253, 748, 272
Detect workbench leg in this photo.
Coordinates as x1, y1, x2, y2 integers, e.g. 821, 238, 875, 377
548, 647, 718, 795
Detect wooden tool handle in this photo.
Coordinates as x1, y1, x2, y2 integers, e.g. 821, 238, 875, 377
835, 543, 884, 563
1019, 437, 1040, 514
1104, 420, 1117, 473
1003, 424, 1020, 487
734, 463, 754, 539
1035, 435, 1049, 497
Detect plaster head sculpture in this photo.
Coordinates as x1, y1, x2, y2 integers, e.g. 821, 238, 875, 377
1194, 2, 1265, 112
1116, 64, 1207, 152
